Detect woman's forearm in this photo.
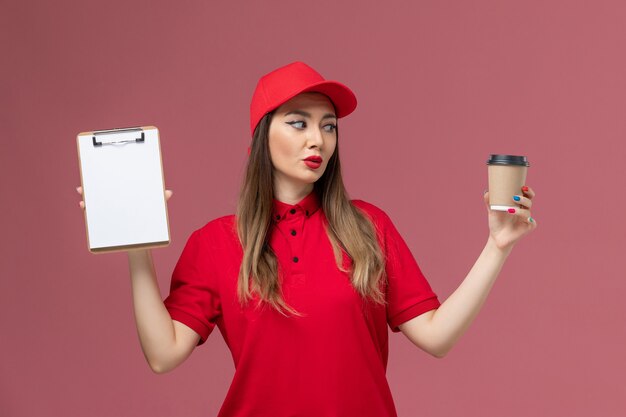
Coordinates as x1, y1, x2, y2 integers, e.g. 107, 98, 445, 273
428, 237, 513, 356
127, 249, 178, 372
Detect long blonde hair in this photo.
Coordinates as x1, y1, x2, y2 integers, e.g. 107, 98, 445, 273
235, 111, 387, 316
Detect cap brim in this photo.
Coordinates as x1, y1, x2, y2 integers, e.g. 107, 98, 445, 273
300, 80, 357, 118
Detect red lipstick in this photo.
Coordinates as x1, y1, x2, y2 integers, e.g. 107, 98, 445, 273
303, 155, 322, 169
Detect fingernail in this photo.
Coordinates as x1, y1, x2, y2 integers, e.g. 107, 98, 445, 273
508, 208, 516, 213
513, 195, 520, 201
522, 186, 529, 192
529, 217, 534, 223
483, 189, 488, 195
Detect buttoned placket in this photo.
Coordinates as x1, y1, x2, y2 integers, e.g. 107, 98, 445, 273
276, 205, 308, 274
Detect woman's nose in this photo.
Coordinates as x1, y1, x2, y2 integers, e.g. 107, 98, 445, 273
307, 126, 324, 147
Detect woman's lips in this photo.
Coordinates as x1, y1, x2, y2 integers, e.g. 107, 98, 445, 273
303, 156, 322, 169
304, 160, 322, 169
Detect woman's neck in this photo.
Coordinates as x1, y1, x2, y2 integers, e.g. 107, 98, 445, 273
273, 182, 314, 205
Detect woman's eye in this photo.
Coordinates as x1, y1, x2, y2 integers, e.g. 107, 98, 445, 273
287, 121, 306, 129
323, 124, 337, 133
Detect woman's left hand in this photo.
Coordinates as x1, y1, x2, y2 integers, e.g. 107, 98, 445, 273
484, 185, 538, 251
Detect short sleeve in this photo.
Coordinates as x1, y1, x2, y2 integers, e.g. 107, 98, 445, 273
163, 229, 221, 345
377, 210, 441, 333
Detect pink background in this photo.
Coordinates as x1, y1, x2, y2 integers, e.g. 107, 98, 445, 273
2, 1, 625, 416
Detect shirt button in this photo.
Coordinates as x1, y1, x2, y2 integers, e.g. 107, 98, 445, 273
291, 230, 296, 236
293, 256, 299, 263
305, 210, 309, 216
290, 209, 296, 214
275, 214, 281, 220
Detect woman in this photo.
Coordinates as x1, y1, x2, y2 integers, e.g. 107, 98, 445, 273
76, 61, 537, 417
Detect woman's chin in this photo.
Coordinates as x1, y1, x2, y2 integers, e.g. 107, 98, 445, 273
275, 169, 324, 188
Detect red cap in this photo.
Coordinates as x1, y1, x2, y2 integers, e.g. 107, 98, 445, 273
249, 61, 357, 136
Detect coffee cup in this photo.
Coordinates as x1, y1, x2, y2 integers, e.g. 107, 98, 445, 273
486, 154, 530, 211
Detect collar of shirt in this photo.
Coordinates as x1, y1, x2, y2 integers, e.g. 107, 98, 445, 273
272, 189, 321, 223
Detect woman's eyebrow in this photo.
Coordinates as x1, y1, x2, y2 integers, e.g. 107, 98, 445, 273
284, 110, 337, 120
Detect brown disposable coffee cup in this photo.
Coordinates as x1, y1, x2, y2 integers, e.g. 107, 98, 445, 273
486, 155, 530, 211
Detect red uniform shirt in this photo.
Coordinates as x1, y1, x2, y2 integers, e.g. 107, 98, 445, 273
164, 190, 441, 417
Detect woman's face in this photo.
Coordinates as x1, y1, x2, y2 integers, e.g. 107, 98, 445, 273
268, 92, 337, 196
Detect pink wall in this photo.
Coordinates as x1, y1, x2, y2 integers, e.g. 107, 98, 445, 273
2, 1, 625, 416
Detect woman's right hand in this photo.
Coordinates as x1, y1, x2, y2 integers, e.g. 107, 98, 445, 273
75, 186, 173, 210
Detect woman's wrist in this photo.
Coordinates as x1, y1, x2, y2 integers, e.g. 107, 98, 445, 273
486, 236, 514, 258
127, 248, 152, 259
127, 249, 155, 276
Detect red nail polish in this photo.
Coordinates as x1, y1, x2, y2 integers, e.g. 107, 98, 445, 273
508, 208, 516, 213
522, 186, 529, 192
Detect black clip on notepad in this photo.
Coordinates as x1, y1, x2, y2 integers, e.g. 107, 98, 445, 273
92, 127, 145, 147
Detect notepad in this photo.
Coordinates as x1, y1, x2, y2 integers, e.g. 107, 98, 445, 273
77, 126, 170, 253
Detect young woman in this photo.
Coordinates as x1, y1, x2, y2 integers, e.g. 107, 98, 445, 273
77, 61, 537, 417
